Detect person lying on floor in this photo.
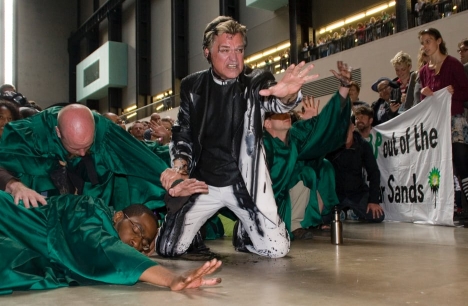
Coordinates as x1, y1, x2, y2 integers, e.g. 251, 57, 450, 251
0, 180, 220, 295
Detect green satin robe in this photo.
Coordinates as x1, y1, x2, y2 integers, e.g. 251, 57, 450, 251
0, 193, 158, 295
263, 91, 351, 234
0, 107, 168, 211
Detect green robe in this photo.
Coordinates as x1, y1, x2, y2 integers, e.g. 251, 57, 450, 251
0, 193, 158, 295
0, 107, 168, 211
263, 91, 351, 234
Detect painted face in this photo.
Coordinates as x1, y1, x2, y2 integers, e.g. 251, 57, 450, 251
349, 86, 359, 102
115, 212, 158, 254
394, 63, 411, 82
0, 106, 13, 138
355, 114, 372, 132
459, 45, 468, 65
207, 32, 245, 80
419, 33, 440, 57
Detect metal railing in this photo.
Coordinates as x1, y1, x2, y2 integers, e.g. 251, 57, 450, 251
120, 94, 180, 124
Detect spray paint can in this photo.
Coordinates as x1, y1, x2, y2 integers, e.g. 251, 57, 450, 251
331, 206, 343, 245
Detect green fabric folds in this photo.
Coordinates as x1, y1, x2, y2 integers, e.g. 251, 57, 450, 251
263, 91, 351, 234
0, 107, 169, 211
0, 193, 158, 295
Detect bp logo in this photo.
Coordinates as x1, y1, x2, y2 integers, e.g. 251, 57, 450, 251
428, 168, 441, 208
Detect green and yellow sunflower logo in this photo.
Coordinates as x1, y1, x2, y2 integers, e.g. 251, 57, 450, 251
428, 168, 441, 208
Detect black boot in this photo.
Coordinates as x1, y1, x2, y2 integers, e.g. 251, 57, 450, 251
232, 220, 253, 253
187, 231, 210, 253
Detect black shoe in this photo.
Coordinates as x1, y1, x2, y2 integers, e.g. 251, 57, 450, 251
187, 231, 210, 253
232, 220, 253, 253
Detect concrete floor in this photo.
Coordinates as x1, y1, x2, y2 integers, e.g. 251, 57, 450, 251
2, 221, 468, 306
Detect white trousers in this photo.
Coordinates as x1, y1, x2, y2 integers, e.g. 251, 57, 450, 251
157, 184, 290, 258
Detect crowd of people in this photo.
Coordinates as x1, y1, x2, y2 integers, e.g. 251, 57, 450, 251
0, 14, 468, 296
301, 11, 397, 62
299, 1, 468, 63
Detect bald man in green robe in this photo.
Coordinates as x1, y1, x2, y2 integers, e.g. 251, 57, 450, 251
0, 104, 180, 211
263, 82, 351, 239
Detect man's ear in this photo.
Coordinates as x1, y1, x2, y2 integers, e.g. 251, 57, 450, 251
55, 126, 61, 138
113, 211, 124, 224
204, 48, 210, 58
369, 117, 373, 125
264, 118, 271, 129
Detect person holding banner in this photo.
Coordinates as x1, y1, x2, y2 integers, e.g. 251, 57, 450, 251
418, 28, 468, 213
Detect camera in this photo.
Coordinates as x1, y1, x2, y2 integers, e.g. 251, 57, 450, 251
1, 91, 30, 107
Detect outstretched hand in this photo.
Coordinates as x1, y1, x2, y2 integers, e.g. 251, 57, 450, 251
170, 259, 222, 291
139, 258, 222, 290
259, 61, 318, 103
300, 96, 320, 120
330, 61, 352, 87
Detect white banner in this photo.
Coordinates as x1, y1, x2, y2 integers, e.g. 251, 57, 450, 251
369, 88, 454, 226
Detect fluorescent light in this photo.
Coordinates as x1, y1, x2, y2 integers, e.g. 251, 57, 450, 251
326, 21, 344, 32
4, 0, 14, 85
126, 112, 137, 119
319, 29, 326, 34
273, 56, 280, 62
388, 1, 396, 7
125, 105, 137, 112
366, 4, 388, 16
257, 62, 265, 68
346, 13, 365, 24
156, 104, 164, 111
274, 64, 280, 68
247, 53, 263, 63
262, 48, 277, 57
276, 42, 290, 50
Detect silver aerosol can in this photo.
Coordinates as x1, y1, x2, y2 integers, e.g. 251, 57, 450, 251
331, 206, 343, 245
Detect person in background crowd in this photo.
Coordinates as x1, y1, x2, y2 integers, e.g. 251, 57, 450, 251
103, 112, 126, 129
370, 77, 400, 126
0, 100, 21, 139
389, 51, 418, 112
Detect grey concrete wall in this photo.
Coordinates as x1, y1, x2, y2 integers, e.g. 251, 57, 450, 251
240, 0, 290, 58
16, 0, 76, 107
120, 0, 136, 111
187, 0, 219, 73
150, 0, 172, 97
